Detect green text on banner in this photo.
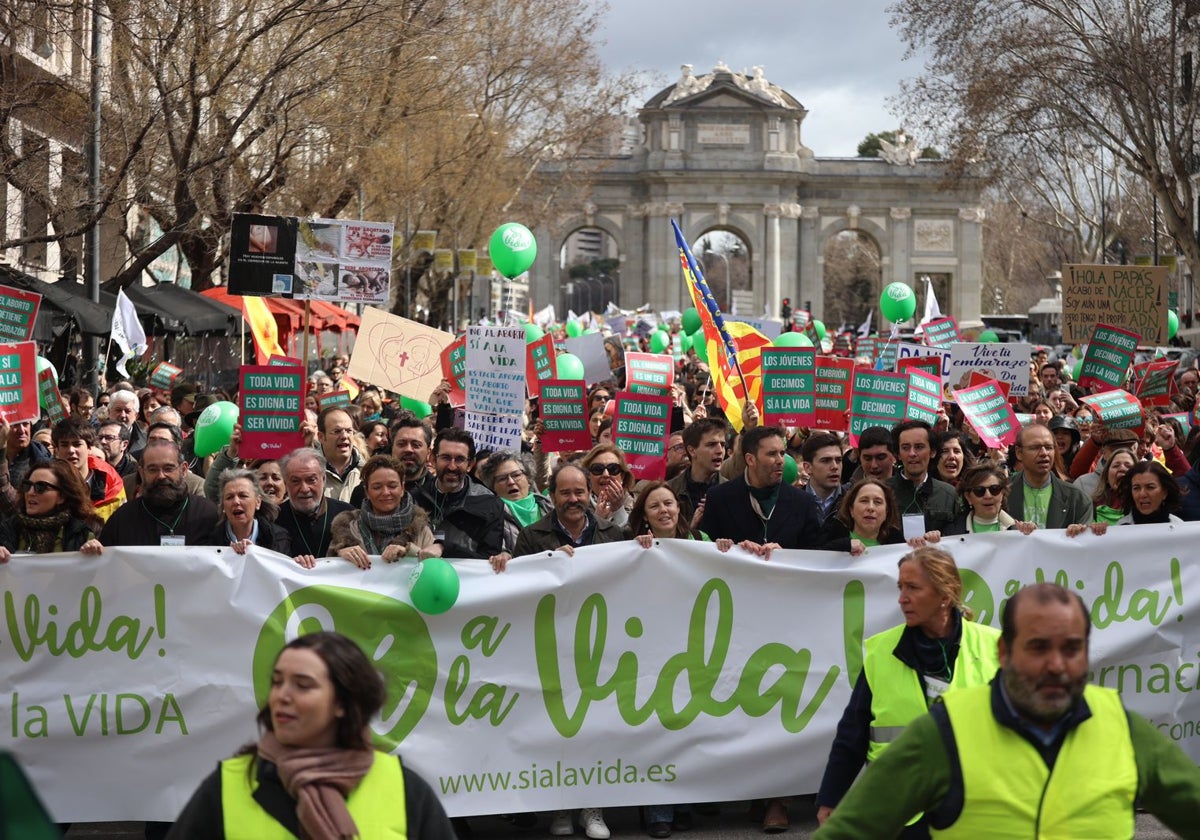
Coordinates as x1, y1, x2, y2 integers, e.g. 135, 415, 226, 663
849, 370, 909, 445
239, 365, 305, 458
921, 316, 960, 348
0, 285, 41, 341
1081, 388, 1145, 433
613, 391, 671, 480
539, 379, 592, 452
905, 369, 942, 424
953, 378, 1019, 448
624, 352, 675, 396
526, 334, 557, 398
761, 347, 815, 427
1079, 323, 1139, 391
150, 361, 182, 390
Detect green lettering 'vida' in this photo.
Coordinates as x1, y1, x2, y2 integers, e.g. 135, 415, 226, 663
533, 578, 842, 737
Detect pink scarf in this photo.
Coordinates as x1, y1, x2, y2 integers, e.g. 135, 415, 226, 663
257, 731, 375, 839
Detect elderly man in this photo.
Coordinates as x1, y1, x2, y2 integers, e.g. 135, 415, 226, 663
814, 583, 1200, 837
276, 448, 354, 561
0, 417, 52, 515
497, 463, 624, 567
99, 439, 219, 546
411, 428, 505, 560
125, 422, 206, 499
108, 388, 146, 456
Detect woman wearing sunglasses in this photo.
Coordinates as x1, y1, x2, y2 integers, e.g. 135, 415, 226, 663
0, 460, 104, 561
940, 463, 1036, 536
581, 444, 635, 527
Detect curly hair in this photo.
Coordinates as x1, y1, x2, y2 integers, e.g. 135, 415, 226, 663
27, 459, 103, 534
1118, 460, 1183, 516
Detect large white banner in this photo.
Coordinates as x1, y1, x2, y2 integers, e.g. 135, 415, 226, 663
2, 526, 1198, 822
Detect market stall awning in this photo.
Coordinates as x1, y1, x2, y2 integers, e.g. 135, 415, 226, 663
0, 267, 113, 337
116, 282, 240, 335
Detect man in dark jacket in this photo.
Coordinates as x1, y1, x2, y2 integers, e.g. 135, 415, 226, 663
1176, 457, 1200, 522
499, 463, 624, 567
0, 419, 52, 516
701, 425, 823, 554
99, 440, 219, 546
666, 417, 729, 526
410, 428, 504, 560
277, 448, 353, 558
887, 420, 958, 534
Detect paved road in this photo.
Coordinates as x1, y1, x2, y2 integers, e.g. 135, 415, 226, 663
66, 804, 1181, 838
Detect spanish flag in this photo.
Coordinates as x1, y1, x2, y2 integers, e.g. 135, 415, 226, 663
672, 220, 770, 431
244, 295, 285, 364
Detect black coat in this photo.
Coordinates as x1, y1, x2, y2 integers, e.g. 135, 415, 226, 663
819, 516, 905, 552
699, 476, 823, 548
276, 498, 354, 557
203, 515, 294, 554
0, 514, 98, 552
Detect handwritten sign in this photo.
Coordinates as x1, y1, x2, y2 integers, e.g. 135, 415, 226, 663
37, 366, 65, 425
1080, 389, 1145, 433
538, 380, 592, 452
465, 326, 527, 451
1062, 263, 1169, 344
239, 365, 305, 458
612, 391, 671, 480
953, 378, 1019, 448
1078, 324, 1138, 391
526, 334, 557, 398
0, 285, 41, 342
625, 352, 675, 396
761, 347, 815, 427
813, 357, 854, 431
947, 342, 1032, 397
348, 307, 454, 403
0, 342, 38, 424
150, 362, 183, 390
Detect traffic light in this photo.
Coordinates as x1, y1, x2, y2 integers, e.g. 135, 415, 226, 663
781, 297, 792, 320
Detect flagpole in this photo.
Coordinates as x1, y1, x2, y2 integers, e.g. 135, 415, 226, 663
301, 299, 312, 372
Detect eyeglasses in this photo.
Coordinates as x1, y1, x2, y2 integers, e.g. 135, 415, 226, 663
1021, 443, 1055, 452
21, 480, 60, 494
669, 443, 687, 453
143, 464, 181, 478
495, 469, 527, 484
98, 434, 121, 442
588, 463, 623, 476
591, 394, 611, 403
968, 485, 1005, 498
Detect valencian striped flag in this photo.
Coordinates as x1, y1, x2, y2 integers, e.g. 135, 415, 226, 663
672, 219, 770, 431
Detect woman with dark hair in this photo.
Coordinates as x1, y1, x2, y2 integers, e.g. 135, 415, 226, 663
329, 454, 439, 567
938, 463, 1036, 536
1091, 447, 1138, 525
0, 460, 104, 560
627, 480, 733, 550
168, 632, 456, 839
820, 479, 905, 555
1113, 461, 1184, 525
249, 458, 287, 504
582, 443, 636, 527
360, 419, 390, 456
205, 468, 292, 554
931, 431, 976, 488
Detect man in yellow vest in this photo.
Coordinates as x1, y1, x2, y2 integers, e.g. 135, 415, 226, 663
815, 582, 1200, 839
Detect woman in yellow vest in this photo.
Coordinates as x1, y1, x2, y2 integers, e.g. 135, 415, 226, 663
168, 632, 456, 839
814, 547, 999, 839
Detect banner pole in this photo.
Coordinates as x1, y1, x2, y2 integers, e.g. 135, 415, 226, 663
301, 299, 312, 371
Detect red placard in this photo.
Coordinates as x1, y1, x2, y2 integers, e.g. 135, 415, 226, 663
897, 354, 944, 386
526, 333, 557, 399
269, 354, 304, 368
0, 285, 41, 342
953, 378, 1019, 448
439, 336, 467, 406
612, 391, 672, 480
0, 342, 40, 424
813, 356, 855, 431
1132, 358, 1178, 407
240, 365, 305, 458
538, 379, 592, 452
966, 370, 1010, 399
316, 390, 352, 411
624, 352, 675, 395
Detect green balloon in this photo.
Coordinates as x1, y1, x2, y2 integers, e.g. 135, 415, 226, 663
1072, 358, 1083, 381
682, 307, 702, 335
409, 558, 460, 615
783, 454, 799, 485
488, 222, 538, 279
774, 331, 813, 348
557, 352, 585, 380
1169, 309, 1180, 340
565, 320, 583, 338
978, 329, 999, 343
692, 334, 708, 363
524, 323, 545, 343
813, 319, 826, 341
650, 330, 671, 353
35, 356, 57, 385
680, 333, 693, 352
399, 395, 433, 419
193, 400, 239, 457
657, 322, 669, 332
880, 282, 917, 322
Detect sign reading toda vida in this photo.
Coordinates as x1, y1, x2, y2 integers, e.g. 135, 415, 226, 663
613, 391, 671, 480
3, 530, 1200, 823
239, 365, 305, 458
0, 341, 37, 424
538, 379, 592, 452
1062, 263, 1170, 344
0, 285, 41, 341
760, 347, 815, 427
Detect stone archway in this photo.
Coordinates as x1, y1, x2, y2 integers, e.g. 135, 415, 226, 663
559, 224, 622, 313
692, 227, 753, 315
822, 230, 882, 330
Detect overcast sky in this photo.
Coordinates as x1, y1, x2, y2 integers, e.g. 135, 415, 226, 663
594, 0, 923, 157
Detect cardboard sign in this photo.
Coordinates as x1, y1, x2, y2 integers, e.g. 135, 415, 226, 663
1062, 263, 1169, 344
849, 370, 910, 445
813, 357, 854, 431
0, 285, 41, 342
37, 366, 65, 425
268, 354, 303, 368
347, 308, 454, 403
1132, 359, 1178, 408
905, 369, 943, 425
440, 336, 468, 406
1078, 324, 1138, 391
526, 334, 557, 399
1080, 389, 1145, 433
953, 378, 1019, 448
625, 352, 675, 396
761, 347, 815, 427
465, 326, 527, 452
732, 317, 783, 340
538, 379, 592, 452
316, 390, 352, 411
0, 342, 38, 424
561, 332, 612, 385
150, 362, 183, 390
921, 316, 961, 349
612, 391, 671, 480
239, 365, 305, 458
946, 343, 1032, 397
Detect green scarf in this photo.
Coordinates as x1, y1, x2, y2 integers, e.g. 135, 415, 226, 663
1094, 504, 1124, 525
503, 494, 542, 529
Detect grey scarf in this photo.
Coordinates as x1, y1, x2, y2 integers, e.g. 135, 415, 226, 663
358, 493, 415, 554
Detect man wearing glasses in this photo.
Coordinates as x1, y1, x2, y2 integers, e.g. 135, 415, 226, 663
316, 407, 362, 502
99, 439, 219, 547
0, 417, 51, 516
97, 420, 138, 478
1006, 424, 1092, 529
411, 428, 505, 560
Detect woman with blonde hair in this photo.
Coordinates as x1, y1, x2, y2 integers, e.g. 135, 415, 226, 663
581, 443, 636, 527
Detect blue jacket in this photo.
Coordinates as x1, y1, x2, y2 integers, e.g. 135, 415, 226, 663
1178, 461, 1200, 522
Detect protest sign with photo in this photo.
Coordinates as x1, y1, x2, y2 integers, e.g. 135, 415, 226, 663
921, 316, 961, 348
150, 361, 183, 390
465, 326, 527, 451
625, 352, 675, 396
813, 357, 854, 431
0, 342, 37, 424
613, 392, 671, 480
953, 378, 1019, 448
1078, 324, 1139, 391
947, 342, 1032, 396
1132, 359, 1178, 407
1080, 389, 1145, 432
228, 213, 300, 296
1062, 263, 1169, 344
538, 380, 592, 452
240, 365, 305, 458
348, 308, 453, 403
37, 366, 65, 424
526, 334, 557, 399
761, 347, 815, 427
0, 285, 41, 341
